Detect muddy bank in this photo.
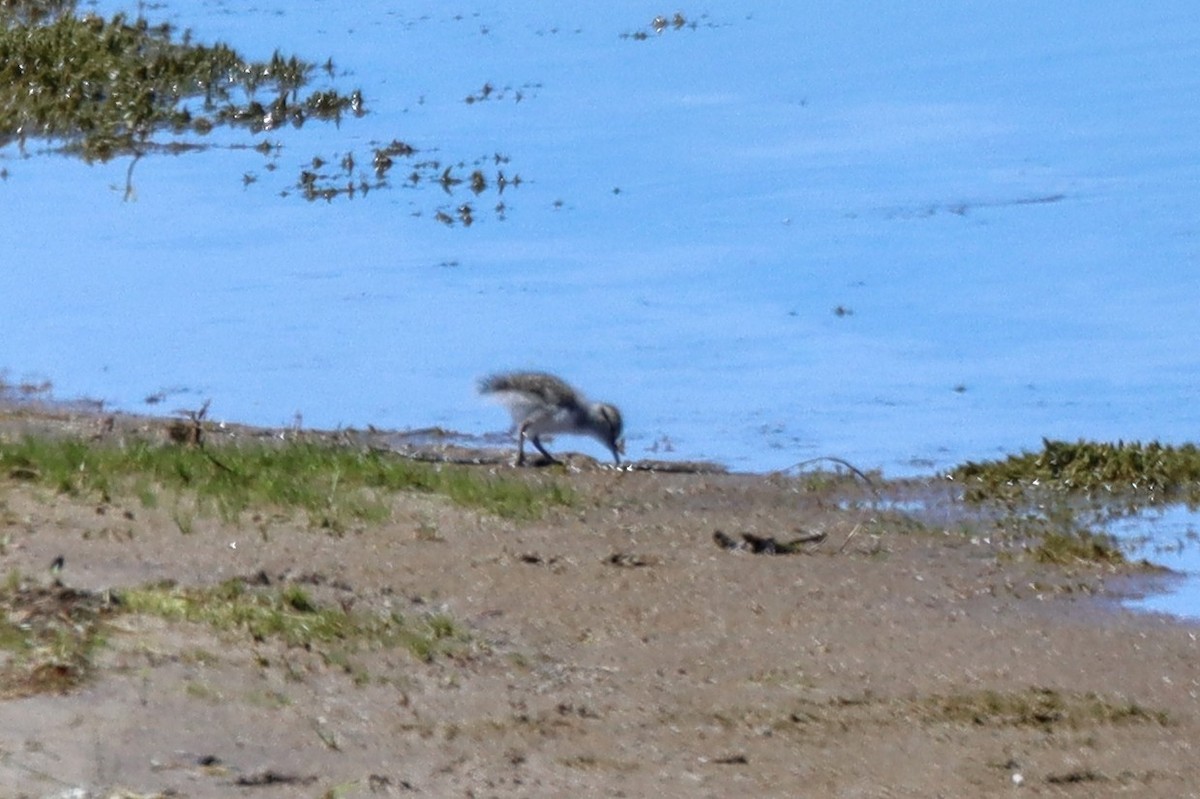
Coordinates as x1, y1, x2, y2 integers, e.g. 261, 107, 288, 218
0, 400, 1197, 798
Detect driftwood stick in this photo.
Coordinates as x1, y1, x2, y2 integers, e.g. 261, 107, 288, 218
771, 456, 876, 491
838, 524, 862, 554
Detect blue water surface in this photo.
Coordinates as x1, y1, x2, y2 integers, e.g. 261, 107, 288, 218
1110, 504, 1200, 620
2, 3, 1199, 612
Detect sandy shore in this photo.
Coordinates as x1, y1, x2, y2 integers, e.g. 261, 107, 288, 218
0, 401, 1197, 798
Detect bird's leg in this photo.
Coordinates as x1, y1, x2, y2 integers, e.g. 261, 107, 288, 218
516, 425, 528, 466
531, 435, 559, 464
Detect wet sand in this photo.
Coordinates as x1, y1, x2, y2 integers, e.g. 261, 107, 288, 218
0, 401, 1197, 798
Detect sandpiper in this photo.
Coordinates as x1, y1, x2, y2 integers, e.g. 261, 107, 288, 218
479, 371, 624, 466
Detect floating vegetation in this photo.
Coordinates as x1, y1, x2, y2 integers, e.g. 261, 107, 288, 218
622, 12, 692, 40
292, 143, 521, 225
949, 439, 1200, 504
0, 3, 533, 221
462, 80, 541, 104
620, 12, 724, 40
0, 2, 364, 164
943, 439, 1200, 569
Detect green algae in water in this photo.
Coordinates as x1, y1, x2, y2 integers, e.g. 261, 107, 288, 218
0, 2, 521, 219
943, 439, 1200, 568
0, 1, 363, 162
950, 439, 1200, 504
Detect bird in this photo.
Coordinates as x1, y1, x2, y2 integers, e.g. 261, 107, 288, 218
479, 371, 624, 466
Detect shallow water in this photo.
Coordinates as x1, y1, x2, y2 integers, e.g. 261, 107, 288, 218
1108, 504, 1200, 620
3, 4, 1199, 606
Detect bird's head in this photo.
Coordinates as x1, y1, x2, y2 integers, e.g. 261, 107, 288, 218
595, 403, 624, 465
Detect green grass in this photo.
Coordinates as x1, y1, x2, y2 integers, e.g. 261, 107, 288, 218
118, 579, 467, 663
0, 434, 573, 524
0, 574, 469, 698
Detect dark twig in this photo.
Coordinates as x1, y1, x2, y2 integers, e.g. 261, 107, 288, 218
168, 399, 236, 474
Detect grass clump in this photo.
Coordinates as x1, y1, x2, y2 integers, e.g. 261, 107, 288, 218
950, 439, 1200, 503
0, 574, 468, 698
944, 440, 1200, 568
923, 687, 1168, 729
0, 434, 572, 524
982, 508, 1128, 567
950, 439, 1200, 563
0, 579, 115, 698
1031, 529, 1124, 566
118, 578, 467, 663
0, 1, 362, 162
